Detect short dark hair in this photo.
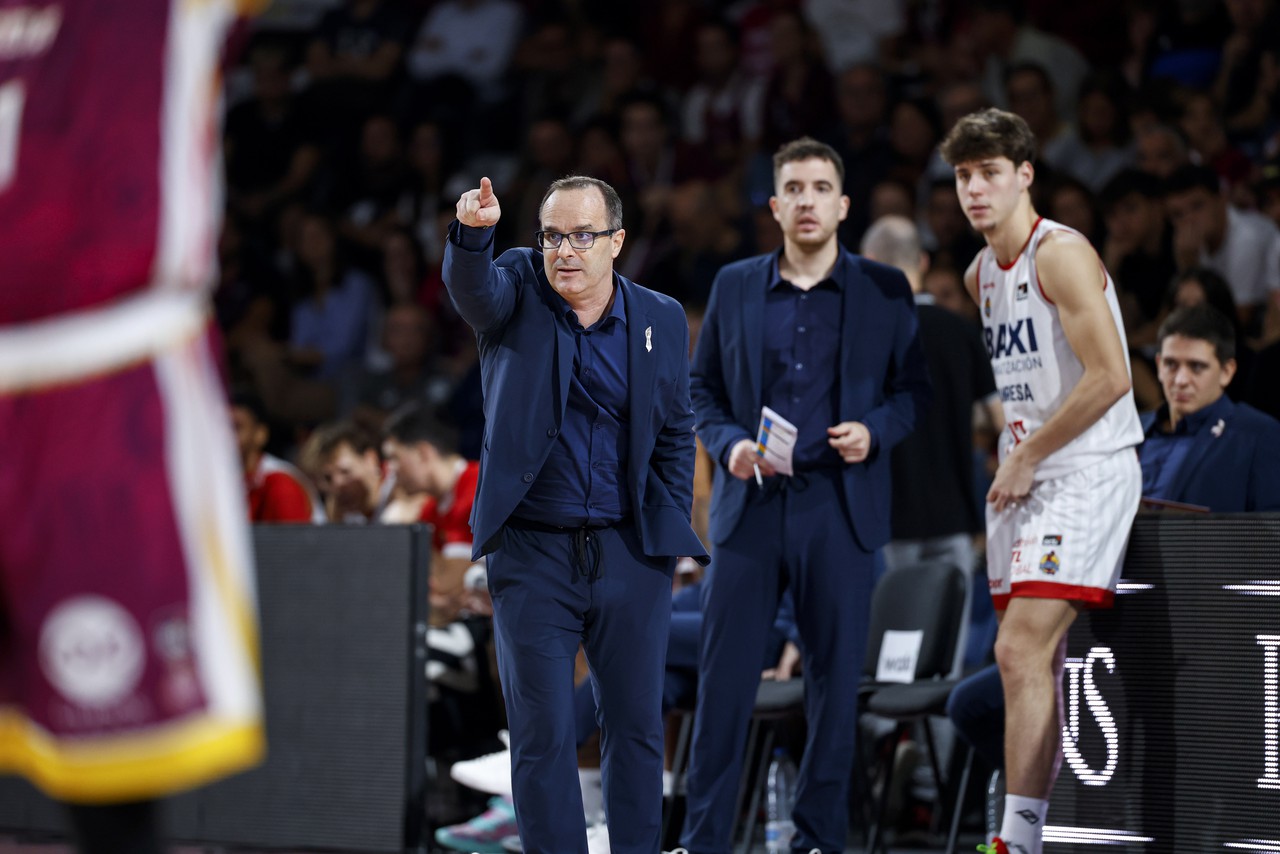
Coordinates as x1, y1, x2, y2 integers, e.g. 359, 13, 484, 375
1157, 304, 1236, 365
939, 107, 1037, 168
311, 421, 380, 461
539, 175, 624, 231
230, 387, 269, 426
1164, 164, 1220, 197
1099, 168, 1164, 211
383, 403, 459, 455
772, 136, 845, 186
1004, 61, 1055, 96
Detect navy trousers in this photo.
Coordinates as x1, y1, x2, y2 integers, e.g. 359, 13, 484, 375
682, 469, 874, 854
488, 521, 674, 854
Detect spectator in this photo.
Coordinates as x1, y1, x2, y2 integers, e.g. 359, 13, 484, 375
231, 390, 319, 524
1100, 168, 1176, 330
861, 215, 1000, 645
224, 42, 322, 229
288, 212, 378, 381
307, 421, 394, 523
1212, 0, 1280, 145
1003, 62, 1072, 169
1177, 89, 1254, 193
1134, 123, 1190, 179
822, 62, 894, 247
1142, 304, 1280, 511
679, 18, 765, 182
330, 113, 410, 272
1050, 71, 1137, 193
571, 35, 656, 131
349, 303, 454, 434
1045, 175, 1104, 249
803, 0, 906, 74
969, 0, 1090, 122
405, 0, 523, 110
1164, 163, 1280, 329
303, 0, 407, 145
758, 8, 836, 153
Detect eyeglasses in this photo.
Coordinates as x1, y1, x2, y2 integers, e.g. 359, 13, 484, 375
535, 229, 617, 251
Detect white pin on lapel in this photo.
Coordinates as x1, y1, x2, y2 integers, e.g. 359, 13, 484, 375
1211, 418, 1225, 438
645, 326, 652, 353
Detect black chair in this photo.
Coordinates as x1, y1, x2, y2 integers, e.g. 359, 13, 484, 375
858, 561, 968, 854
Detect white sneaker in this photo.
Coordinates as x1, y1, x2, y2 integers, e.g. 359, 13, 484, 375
449, 745, 513, 798
585, 821, 611, 854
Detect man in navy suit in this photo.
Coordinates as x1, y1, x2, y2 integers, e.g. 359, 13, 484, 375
681, 138, 931, 854
443, 175, 707, 854
1141, 303, 1280, 511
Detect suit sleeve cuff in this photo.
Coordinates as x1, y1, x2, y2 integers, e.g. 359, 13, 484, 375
449, 220, 496, 252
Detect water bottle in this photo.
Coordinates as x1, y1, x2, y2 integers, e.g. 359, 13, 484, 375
764, 747, 796, 854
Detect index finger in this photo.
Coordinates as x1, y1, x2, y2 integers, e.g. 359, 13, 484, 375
478, 176, 493, 200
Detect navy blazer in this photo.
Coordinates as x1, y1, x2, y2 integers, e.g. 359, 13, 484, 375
1139, 397, 1280, 512
691, 248, 931, 550
443, 226, 709, 564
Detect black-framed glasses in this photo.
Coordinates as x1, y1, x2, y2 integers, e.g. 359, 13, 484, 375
535, 229, 617, 251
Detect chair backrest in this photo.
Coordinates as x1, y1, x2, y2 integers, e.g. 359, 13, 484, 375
862, 561, 967, 683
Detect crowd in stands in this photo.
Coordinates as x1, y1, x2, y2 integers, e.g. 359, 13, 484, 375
218, 0, 1280, 469
216, 0, 1280, 845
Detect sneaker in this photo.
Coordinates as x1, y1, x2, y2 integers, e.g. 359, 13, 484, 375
586, 821, 610, 854
434, 796, 518, 853
450, 746, 513, 798
501, 834, 523, 852
977, 839, 1010, 854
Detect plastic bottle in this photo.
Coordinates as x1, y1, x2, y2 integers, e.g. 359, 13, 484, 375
764, 747, 797, 854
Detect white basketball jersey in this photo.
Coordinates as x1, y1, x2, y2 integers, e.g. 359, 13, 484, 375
977, 217, 1143, 479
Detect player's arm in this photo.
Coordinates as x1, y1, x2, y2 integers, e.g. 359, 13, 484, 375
989, 232, 1131, 509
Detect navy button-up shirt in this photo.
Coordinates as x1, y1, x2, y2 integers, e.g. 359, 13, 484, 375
761, 253, 846, 470
1140, 394, 1230, 499
513, 282, 632, 527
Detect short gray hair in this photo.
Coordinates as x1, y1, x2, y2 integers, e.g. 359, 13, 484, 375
860, 215, 922, 273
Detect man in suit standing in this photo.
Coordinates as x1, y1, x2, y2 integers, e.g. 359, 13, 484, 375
681, 138, 931, 854
1141, 303, 1280, 511
443, 175, 707, 854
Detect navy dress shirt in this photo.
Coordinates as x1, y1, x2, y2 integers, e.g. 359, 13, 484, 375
512, 280, 633, 528
1140, 395, 1231, 499
760, 254, 847, 470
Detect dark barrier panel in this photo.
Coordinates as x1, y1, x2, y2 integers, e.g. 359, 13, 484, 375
0, 524, 431, 853
1046, 513, 1280, 853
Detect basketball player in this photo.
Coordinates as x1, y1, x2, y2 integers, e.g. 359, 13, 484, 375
0, 3, 264, 852
939, 109, 1143, 854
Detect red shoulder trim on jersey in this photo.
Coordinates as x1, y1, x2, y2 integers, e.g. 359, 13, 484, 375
1033, 226, 1110, 305
995, 216, 1043, 271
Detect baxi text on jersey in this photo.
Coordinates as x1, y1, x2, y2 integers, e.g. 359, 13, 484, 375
984, 317, 1040, 360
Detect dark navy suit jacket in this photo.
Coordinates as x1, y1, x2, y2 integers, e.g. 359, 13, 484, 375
443, 226, 709, 564
691, 248, 931, 550
1139, 397, 1280, 512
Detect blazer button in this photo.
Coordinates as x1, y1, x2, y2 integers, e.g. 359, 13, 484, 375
522, 472, 534, 483
547, 427, 558, 437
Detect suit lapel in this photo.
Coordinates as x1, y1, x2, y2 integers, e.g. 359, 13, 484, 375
743, 261, 766, 406
839, 252, 864, 412
1168, 399, 1234, 500
626, 279, 657, 492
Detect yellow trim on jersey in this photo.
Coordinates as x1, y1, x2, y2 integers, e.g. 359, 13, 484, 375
0, 707, 264, 804
201, 521, 263, 675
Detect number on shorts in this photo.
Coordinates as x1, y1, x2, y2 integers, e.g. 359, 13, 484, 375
0, 80, 25, 191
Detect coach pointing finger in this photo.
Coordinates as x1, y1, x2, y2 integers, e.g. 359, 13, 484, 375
456, 175, 502, 227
